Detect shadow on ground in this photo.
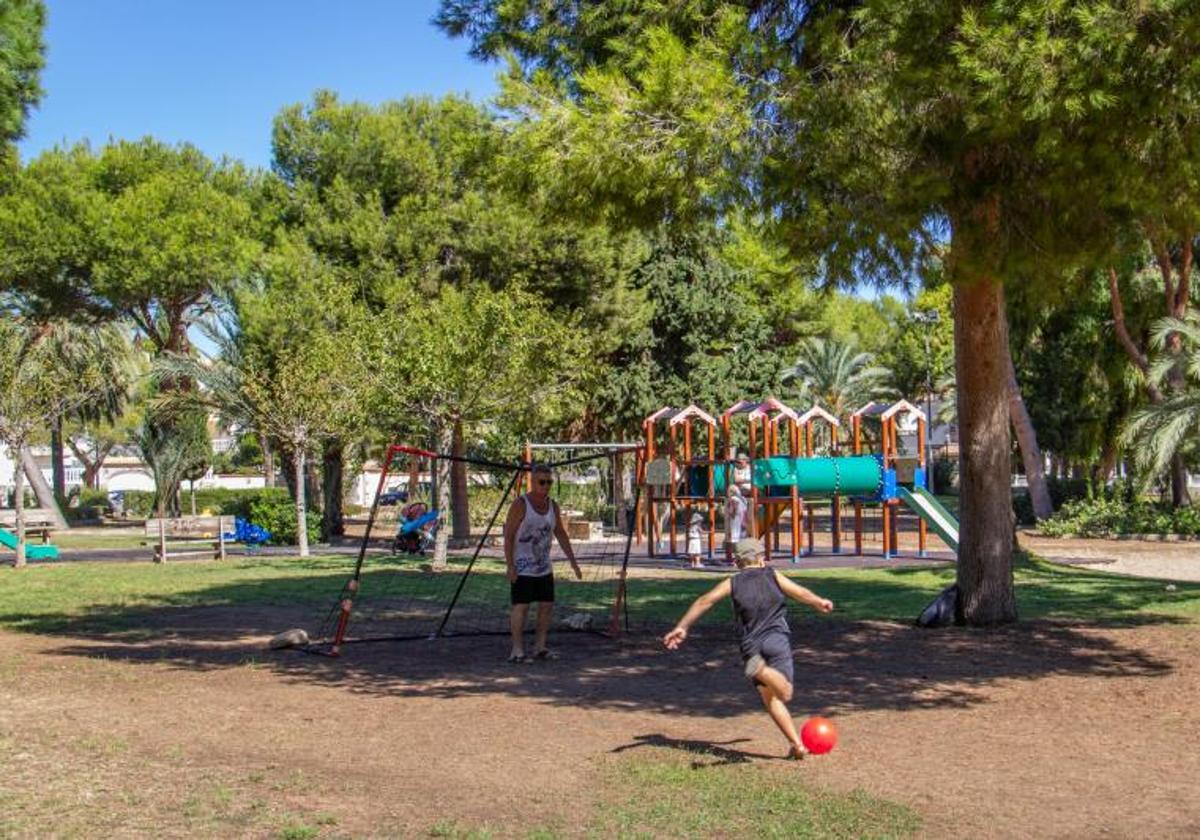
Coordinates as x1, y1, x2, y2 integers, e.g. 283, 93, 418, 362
3, 553, 1195, 719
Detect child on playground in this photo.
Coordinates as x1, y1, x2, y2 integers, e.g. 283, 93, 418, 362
663, 537, 834, 759
686, 511, 704, 568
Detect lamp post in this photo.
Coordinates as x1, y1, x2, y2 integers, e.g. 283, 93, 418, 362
912, 309, 940, 493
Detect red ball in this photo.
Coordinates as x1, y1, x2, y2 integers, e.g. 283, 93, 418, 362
800, 717, 838, 755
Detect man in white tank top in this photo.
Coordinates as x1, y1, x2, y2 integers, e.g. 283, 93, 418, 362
502, 463, 581, 662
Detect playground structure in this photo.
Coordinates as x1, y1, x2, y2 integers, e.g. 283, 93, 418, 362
636, 397, 960, 562
0, 525, 59, 560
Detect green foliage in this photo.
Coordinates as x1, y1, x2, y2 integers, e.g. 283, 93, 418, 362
883, 285, 955, 399
0, 318, 114, 453
0, 139, 259, 344
589, 229, 785, 435
367, 281, 584, 440
1012, 477, 1093, 526
1122, 310, 1200, 479
136, 408, 211, 517
246, 495, 321, 546
1039, 497, 1200, 538
119, 487, 290, 520
0, 0, 45, 146
782, 337, 895, 418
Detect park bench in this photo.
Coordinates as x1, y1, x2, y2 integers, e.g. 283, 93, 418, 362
143, 515, 234, 562
0, 509, 58, 544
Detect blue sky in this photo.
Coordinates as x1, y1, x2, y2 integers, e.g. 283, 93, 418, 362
19, 0, 499, 168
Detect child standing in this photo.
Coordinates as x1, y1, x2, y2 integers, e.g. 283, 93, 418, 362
686, 511, 705, 568
663, 537, 834, 759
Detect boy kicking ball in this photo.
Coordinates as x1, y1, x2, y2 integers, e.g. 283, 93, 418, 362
663, 537, 834, 759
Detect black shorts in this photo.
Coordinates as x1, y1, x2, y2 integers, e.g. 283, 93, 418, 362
511, 574, 555, 605
742, 631, 794, 687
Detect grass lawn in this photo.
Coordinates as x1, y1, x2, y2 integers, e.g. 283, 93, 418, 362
1, 551, 1197, 637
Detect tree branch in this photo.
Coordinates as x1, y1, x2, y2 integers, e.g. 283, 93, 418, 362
1108, 267, 1163, 403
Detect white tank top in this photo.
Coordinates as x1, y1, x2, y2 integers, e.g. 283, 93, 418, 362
514, 495, 556, 577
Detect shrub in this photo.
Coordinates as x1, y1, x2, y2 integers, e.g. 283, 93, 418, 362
247, 495, 321, 546
1039, 496, 1200, 537
1013, 477, 1094, 526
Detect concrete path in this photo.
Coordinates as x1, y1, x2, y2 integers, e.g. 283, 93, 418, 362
1022, 531, 1200, 583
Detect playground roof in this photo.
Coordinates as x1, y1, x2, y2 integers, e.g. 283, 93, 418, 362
720, 399, 758, 420
668, 404, 718, 427
748, 397, 800, 423
644, 406, 679, 424
851, 401, 884, 417
881, 399, 926, 422
797, 405, 840, 427
851, 399, 927, 421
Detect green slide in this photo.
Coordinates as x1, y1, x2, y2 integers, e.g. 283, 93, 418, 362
897, 487, 959, 553
0, 527, 59, 560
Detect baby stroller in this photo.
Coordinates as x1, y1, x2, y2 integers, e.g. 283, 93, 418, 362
392, 501, 440, 555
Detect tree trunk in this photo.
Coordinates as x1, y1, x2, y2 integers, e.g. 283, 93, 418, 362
13, 454, 26, 568
20, 447, 67, 529
408, 455, 421, 502
293, 449, 309, 558
1005, 351, 1053, 521
50, 417, 67, 506
613, 449, 628, 534
321, 439, 345, 539
431, 422, 453, 570
1170, 456, 1191, 508
450, 420, 470, 540
260, 434, 275, 488
305, 459, 322, 515
953, 276, 1017, 625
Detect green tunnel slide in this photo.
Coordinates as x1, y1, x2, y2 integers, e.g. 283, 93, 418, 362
0, 527, 59, 560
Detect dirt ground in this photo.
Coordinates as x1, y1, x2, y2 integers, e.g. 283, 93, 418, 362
1022, 531, 1200, 582
2, 604, 1199, 839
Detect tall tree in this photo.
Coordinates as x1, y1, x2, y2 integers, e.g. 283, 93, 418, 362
0, 318, 109, 565
366, 283, 585, 569
0, 0, 45, 153
439, 0, 1199, 624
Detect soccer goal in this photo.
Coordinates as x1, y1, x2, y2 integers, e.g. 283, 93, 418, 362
306, 443, 643, 655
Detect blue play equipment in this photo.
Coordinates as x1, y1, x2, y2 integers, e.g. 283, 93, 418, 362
224, 517, 272, 551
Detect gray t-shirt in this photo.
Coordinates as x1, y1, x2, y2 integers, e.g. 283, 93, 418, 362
730, 566, 790, 655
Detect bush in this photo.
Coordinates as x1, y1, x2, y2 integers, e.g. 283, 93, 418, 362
932, 457, 958, 493
1013, 477, 1094, 526
119, 487, 292, 519
65, 488, 111, 523
247, 495, 322, 546
1039, 496, 1200, 537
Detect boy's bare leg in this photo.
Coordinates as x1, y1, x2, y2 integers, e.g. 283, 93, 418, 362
510, 603, 530, 656
749, 661, 794, 702
533, 601, 554, 652
757, 684, 805, 757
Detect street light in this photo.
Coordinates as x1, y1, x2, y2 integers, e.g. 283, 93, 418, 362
911, 309, 940, 494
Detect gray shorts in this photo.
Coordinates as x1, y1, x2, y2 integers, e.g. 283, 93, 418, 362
742, 631, 794, 687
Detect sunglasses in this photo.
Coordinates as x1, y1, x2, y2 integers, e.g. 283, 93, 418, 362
536, 479, 553, 486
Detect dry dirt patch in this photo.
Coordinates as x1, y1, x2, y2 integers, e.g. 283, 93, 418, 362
1, 608, 1198, 838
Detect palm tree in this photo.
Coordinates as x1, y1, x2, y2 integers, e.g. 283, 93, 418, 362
1121, 311, 1200, 488
781, 337, 895, 417
42, 321, 142, 498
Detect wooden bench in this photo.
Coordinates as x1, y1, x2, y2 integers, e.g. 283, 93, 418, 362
143, 516, 234, 562
0, 510, 56, 544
